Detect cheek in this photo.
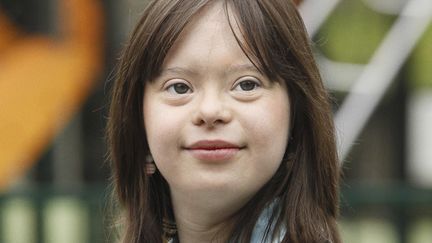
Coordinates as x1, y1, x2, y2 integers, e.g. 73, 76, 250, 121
246, 94, 290, 148
261, 106, 290, 176
143, 97, 186, 173
239, 92, 290, 175
144, 93, 181, 143
144, 98, 170, 158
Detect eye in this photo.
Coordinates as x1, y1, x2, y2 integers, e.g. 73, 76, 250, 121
166, 82, 192, 94
233, 79, 261, 92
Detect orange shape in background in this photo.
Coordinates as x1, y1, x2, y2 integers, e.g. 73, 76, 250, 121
293, 0, 304, 6
0, 0, 104, 190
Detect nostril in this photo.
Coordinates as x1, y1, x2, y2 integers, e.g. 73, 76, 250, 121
191, 93, 233, 127
194, 118, 206, 126
192, 109, 232, 127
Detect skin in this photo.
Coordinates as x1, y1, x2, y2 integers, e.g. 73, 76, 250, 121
143, 2, 290, 242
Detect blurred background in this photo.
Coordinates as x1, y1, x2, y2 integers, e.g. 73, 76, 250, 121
0, 0, 431, 242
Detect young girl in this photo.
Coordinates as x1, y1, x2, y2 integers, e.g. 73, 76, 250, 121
107, 0, 341, 242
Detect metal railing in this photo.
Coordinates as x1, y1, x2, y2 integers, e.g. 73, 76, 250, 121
301, 0, 432, 160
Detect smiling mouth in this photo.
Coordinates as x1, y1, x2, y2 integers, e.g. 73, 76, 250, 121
185, 140, 244, 161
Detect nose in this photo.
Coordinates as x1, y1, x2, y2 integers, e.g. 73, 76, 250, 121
192, 91, 232, 127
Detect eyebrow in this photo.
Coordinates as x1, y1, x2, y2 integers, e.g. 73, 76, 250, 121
160, 67, 199, 77
224, 63, 261, 76
160, 63, 261, 78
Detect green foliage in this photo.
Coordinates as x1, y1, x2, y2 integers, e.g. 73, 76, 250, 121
407, 24, 432, 89
318, 0, 394, 64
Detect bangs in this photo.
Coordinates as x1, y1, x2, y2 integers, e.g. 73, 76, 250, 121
137, 0, 302, 85
226, 0, 307, 84
130, 0, 308, 86
136, 0, 209, 83
224, 0, 276, 80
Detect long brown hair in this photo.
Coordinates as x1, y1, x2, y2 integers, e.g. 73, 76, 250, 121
107, 0, 341, 242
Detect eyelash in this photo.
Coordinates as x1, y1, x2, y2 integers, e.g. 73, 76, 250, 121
232, 78, 261, 92
163, 77, 262, 95
165, 81, 193, 95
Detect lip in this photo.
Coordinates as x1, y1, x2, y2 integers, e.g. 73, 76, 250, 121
185, 140, 243, 161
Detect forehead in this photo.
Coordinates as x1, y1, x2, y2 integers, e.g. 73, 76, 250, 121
161, 1, 252, 72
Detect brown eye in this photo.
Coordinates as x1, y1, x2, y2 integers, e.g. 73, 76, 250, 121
167, 82, 192, 94
234, 79, 261, 92
239, 81, 257, 91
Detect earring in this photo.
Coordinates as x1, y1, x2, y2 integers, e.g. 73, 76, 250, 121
145, 154, 156, 175
162, 217, 177, 239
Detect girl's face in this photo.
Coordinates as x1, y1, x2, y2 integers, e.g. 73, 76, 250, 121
144, 3, 290, 206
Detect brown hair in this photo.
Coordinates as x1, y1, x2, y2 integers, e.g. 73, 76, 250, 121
107, 0, 341, 242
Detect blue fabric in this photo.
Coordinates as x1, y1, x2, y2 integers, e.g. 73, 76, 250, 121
250, 202, 285, 243
168, 202, 285, 243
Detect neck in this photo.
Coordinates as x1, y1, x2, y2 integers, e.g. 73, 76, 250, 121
175, 218, 229, 243
170, 189, 249, 243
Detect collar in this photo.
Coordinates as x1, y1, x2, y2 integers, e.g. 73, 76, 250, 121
168, 201, 285, 243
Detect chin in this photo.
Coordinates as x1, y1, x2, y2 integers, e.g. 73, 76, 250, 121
183, 181, 256, 208
191, 176, 237, 191
186, 175, 260, 198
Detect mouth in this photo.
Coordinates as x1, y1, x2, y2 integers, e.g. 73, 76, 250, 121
184, 140, 244, 161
